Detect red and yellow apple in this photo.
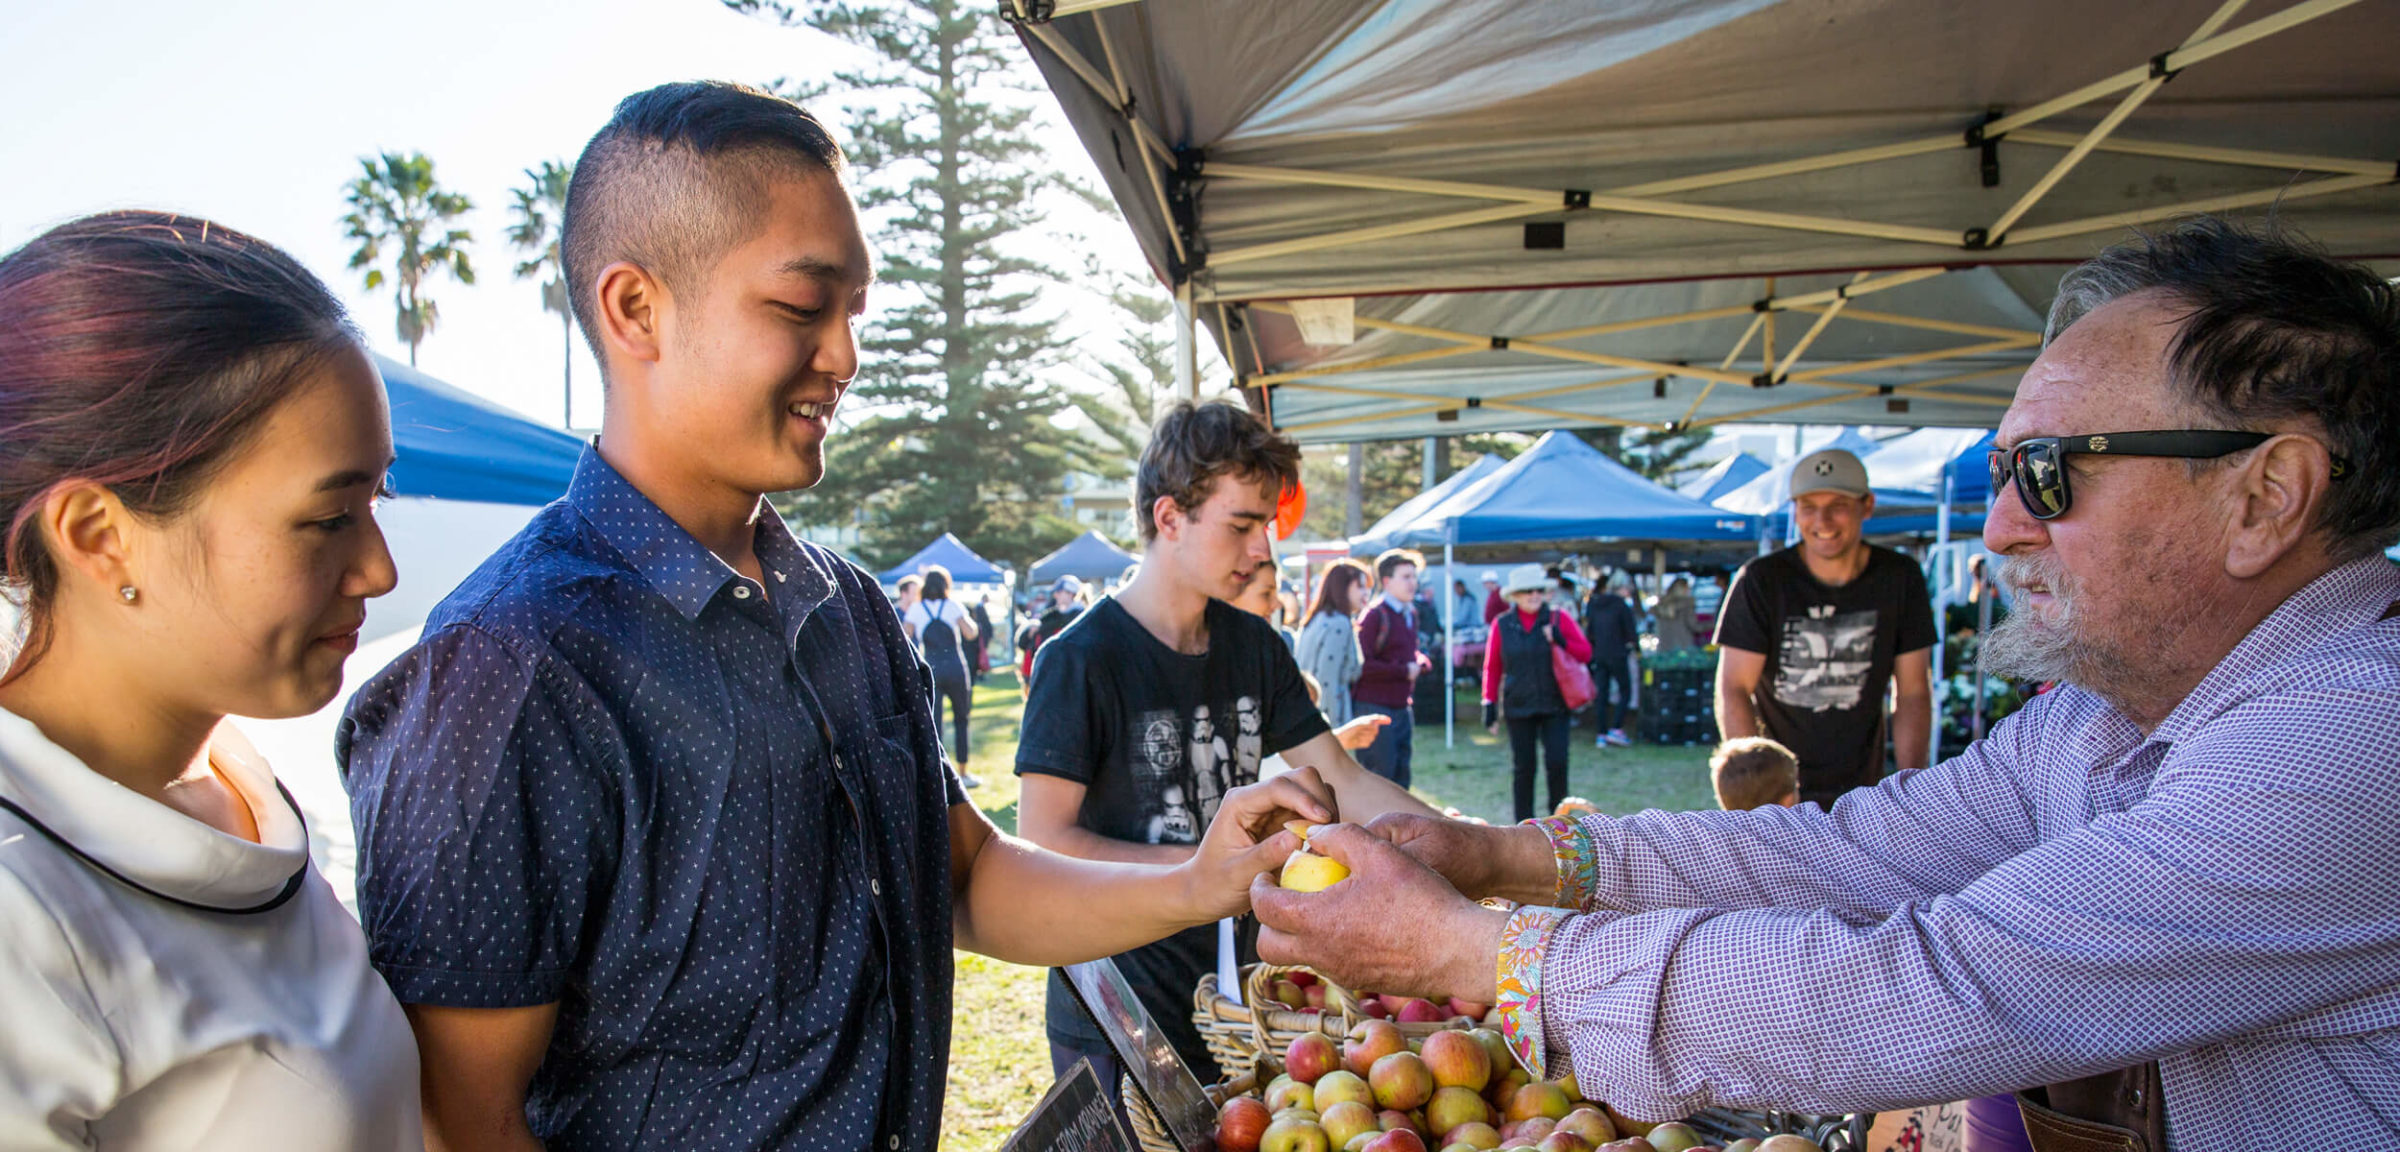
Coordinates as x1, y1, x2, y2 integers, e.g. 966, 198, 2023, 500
1505, 1082, 1571, 1124
1345, 1019, 1408, 1078
1218, 1095, 1272, 1152
1288, 1033, 1341, 1085
1424, 1085, 1491, 1139
1420, 1030, 1493, 1092
1370, 1052, 1434, 1111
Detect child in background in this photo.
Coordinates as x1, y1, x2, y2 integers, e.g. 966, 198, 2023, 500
1711, 736, 1801, 810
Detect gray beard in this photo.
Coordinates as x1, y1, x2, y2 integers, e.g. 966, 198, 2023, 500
1980, 557, 2148, 709
1979, 608, 2083, 686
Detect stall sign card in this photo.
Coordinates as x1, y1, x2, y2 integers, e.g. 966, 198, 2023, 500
1061, 957, 1216, 1152
1000, 1058, 1134, 1152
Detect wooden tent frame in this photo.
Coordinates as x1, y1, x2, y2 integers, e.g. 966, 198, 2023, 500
1014, 0, 2396, 433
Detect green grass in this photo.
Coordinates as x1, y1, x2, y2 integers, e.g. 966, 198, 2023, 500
1403, 680, 1720, 821
937, 676, 1715, 1150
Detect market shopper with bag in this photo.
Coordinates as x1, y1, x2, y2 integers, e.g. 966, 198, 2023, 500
1250, 219, 2400, 1146
1482, 565, 1594, 821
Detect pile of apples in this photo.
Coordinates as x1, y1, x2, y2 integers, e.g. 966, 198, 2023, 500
1209, 1019, 1826, 1152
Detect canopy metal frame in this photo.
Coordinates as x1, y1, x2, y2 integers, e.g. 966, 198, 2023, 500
1014, 0, 2397, 439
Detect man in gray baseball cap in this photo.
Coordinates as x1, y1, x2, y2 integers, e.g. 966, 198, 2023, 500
1711, 446, 1936, 804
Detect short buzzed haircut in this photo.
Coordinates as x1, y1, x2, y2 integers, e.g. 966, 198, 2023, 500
1374, 548, 1424, 584
562, 81, 845, 376
1711, 737, 1800, 811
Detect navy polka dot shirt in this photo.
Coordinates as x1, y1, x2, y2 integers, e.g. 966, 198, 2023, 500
341, 449, 965, 1151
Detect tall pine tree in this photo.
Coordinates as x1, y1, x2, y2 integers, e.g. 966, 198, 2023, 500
730, 0, 1112, 571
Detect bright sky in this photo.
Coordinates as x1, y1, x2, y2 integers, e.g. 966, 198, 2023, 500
0, 0, 1163, 431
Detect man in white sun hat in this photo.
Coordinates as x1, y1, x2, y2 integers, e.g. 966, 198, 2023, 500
1711, 446, 1936, 805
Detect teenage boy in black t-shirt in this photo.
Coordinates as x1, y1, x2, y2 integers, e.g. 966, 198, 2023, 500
1715, 448, 1937, 806
1016, 401, 1439, 1086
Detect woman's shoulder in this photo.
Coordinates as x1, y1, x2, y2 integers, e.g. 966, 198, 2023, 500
0, 842, 108, 1018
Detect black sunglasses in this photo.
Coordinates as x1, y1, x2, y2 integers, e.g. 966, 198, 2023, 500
1988, 430, 2349, 521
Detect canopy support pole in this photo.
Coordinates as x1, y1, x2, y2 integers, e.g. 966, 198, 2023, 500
1986, 0, 2250, 243
1175, 280, 1198, 399
1444, 541, 1457, 749
1770, 287, 1854, 383
1932, 469, 1954, 765
2003, 173, 2391, 247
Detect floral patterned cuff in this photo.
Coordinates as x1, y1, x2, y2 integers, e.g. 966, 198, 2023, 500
1527, 815, 1598, 911
1493, 903, 1572, 1081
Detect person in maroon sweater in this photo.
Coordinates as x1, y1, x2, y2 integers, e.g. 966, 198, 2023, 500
1480, 570, 1505, 624
1482, 564, 1593, 821
1353, 548, 1433, 787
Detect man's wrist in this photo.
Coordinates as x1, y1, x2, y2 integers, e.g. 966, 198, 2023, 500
1522, 816, 1597, 910
1443, 900, 1509, 1005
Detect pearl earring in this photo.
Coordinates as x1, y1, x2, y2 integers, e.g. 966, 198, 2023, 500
119, 585, 138, 604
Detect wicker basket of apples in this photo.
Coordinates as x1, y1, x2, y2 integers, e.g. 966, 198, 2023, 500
1179, 1027, 1852, 1152
1191, 964, 1497, 1081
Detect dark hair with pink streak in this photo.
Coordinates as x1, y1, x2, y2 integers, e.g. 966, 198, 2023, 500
0, 211, 358, 679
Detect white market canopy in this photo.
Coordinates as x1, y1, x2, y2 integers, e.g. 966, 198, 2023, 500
1014, 0, 2400, 443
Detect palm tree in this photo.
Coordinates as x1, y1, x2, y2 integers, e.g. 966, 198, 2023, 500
342, 152, 474, 366
507, 160, 575, 428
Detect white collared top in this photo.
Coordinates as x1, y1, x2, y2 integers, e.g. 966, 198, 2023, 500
0, 707, 419, 1150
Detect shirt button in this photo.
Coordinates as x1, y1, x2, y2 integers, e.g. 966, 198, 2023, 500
871, 879, 882, 895
733, 585, 752, 599
889, 1138, 900, 1150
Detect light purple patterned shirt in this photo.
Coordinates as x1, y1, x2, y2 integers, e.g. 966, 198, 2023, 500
1508, 556, 2400, 1143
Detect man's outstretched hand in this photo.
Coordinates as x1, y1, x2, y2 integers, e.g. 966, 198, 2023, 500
1250, 823, 1504, 1006
1365, 812, 1560, 908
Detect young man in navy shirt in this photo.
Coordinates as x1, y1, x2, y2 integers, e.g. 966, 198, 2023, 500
341, 82, 1327, 1152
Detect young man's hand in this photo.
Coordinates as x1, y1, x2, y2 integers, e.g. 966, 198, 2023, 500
1177, 767, 1338, 921
1251, 823, 1505, 1005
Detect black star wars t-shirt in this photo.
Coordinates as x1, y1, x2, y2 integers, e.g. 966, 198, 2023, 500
1714, 545, 1935, 803
1015, 596, 1329, 1074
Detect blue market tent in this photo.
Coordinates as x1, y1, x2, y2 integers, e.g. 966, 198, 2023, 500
380, 355, 581, 506
1390, 432, 1758, 548
1029, 530, 1137, 585
879, 532, 1008, 585
1348, 452, 1506, 555
1677, 452, 1769, 506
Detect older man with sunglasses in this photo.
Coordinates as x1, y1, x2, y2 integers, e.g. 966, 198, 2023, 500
1247, 217, 2400, 1148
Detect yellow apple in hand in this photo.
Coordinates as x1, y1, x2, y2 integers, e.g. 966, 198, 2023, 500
1279, 823, 1352, 892
1282, 847, 1351, 893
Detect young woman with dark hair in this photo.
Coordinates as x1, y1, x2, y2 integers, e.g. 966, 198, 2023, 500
1293, 558, 1369, 725
0, 211, 418, 1149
